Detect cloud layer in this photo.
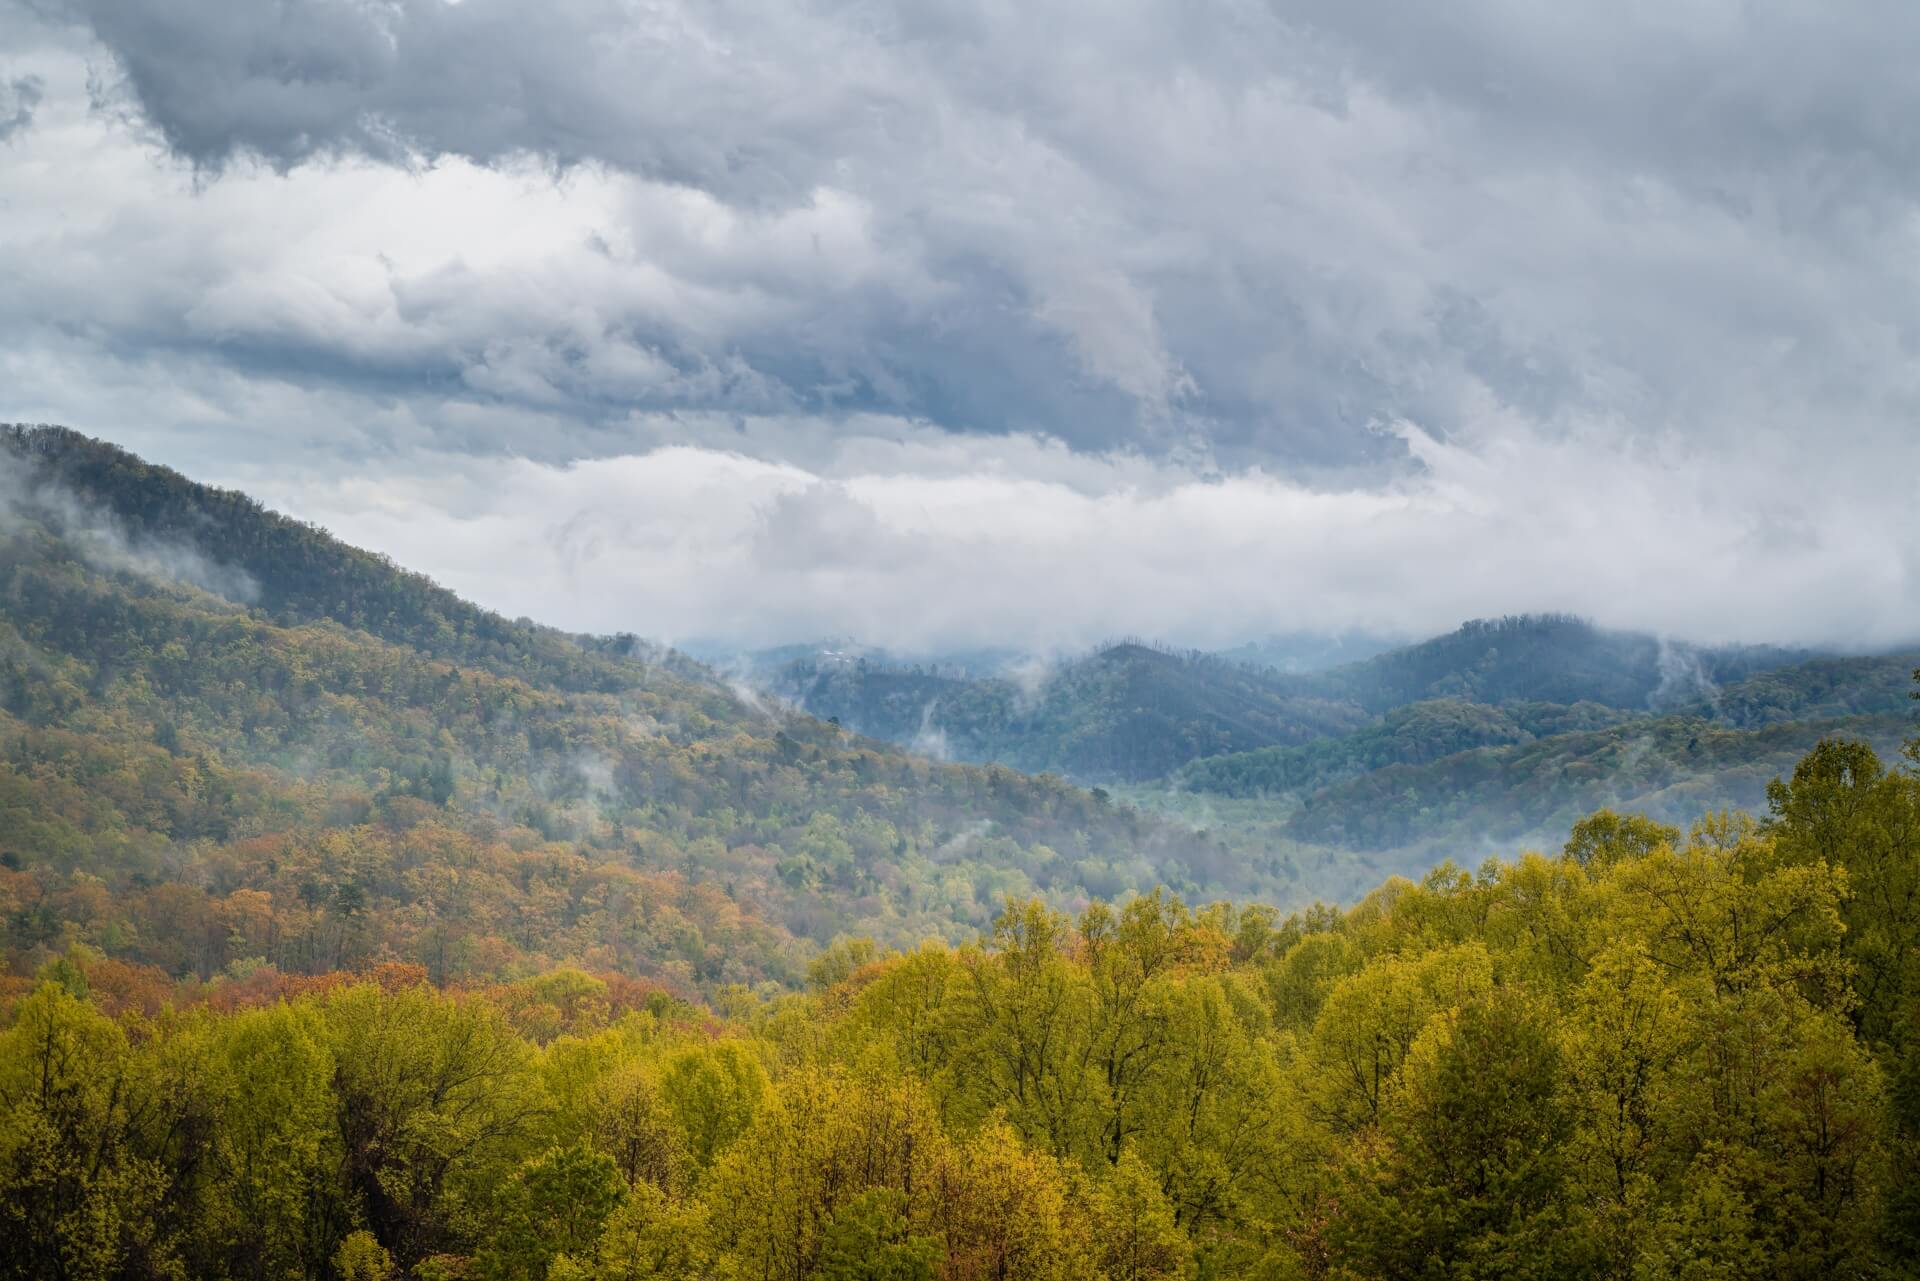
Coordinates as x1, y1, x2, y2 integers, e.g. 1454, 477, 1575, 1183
208, 417, 1918, 655
2, 0, 1917, 649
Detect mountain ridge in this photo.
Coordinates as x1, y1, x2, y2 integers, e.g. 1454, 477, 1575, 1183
0, 425, 1267, 990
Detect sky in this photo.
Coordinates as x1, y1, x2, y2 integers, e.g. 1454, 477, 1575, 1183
3, 0, 1918, 654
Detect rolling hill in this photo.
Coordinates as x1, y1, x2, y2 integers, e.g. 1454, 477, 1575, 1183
6, 424, 1913, 994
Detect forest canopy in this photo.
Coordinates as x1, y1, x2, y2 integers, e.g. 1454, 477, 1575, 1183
4, 734, 1919, 1280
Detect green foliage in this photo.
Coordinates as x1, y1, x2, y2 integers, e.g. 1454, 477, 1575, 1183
1179, 697, 1631, 799
816, 1190, 939, 1281
659, 1041, 768, 1172
480, 1144, 627, 1281
1333, 991, 1603, 1280
1089, 1150, 1189, 1281
1564, 809, 1679, 869
335, 1231, 395, 1281
1766, 737, 1920, 1272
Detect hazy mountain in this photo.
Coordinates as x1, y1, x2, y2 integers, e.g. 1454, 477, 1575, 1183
766, 641, 1370, 782
1311, 613, 1815, 713
753, 614, 1852, 786
7, 424, 1911, 944
1176, 697, 1640, 798
685, 637, 1028, 686
1284, 708, 1915, 853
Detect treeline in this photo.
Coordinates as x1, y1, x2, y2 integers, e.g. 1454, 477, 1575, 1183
5, 732, 1918, 1280
1169, 658, 1920, 853
1176, 697, 1632, 798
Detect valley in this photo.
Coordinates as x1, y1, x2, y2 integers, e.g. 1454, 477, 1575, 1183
2, 425, 1916, 1281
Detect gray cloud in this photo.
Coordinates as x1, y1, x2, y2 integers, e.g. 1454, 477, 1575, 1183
1, 0, 1917, 648
19, 0, 1912, 463
0, 74, 40, 140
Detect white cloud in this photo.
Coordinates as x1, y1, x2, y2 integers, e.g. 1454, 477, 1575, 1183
195, 418, 1919, 654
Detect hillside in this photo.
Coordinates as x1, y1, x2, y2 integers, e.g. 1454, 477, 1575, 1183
1679, 651, 1920, 725
0, 426, 1273, 990
1176, 697, 1637, 798
1286, 710, 1915, 851
1210, 629, 1401, 672
770, 642, 1368, 782
4, 430, 1918, 1281
1173, 654, 1920, 849
750, 610, 1920, 870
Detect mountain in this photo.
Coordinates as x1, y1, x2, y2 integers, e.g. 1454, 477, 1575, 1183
1679, 651, 1920, 726
1311, 613, 1812, 712
1176, 653, 1920, 848
0, 426, 1277, 990
687, 637, 1027, 684
7, 424, 1912, 985
767, 642, 1370, 782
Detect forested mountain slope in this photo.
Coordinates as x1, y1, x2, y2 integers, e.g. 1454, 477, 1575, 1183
4, 425, 710, 693
764, 609, 1915, 861
0, 426, 1261, 988
1286, 709, 1915, 851
1679, 651, 1920, 725
1177, 697, 1637, 798
1175, 656, 1920, 850
4, 427, 1919, 1280
770, 642, 1368, 782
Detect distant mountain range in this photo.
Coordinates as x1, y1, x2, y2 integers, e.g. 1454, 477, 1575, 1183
731, 614, 1917, 855
743, 613, 1885, 761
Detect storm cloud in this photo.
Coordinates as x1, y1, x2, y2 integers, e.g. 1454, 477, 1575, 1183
2, 0, 1917, 650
